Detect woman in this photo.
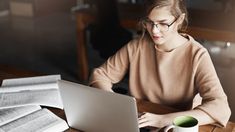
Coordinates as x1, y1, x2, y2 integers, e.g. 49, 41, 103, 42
89, 0, 231, 129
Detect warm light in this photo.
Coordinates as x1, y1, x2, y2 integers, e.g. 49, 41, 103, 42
226, 42, 231, 48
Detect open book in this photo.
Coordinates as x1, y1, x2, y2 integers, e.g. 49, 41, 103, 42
0, 75, 69, 132
0, 75, 63, 109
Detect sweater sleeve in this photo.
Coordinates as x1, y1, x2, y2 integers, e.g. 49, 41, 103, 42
193, 49, 231, 127
89, 39, 138, 91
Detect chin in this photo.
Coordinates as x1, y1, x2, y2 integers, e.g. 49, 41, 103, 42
153, 39, 165, 45
150, 36, 164, 45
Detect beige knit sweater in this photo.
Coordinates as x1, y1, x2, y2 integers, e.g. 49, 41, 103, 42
89, 34, 231, 127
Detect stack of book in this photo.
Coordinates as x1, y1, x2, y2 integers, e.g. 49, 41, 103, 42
0, 75, 69, 132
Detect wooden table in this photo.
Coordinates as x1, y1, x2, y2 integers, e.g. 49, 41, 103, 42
0, 66, 235, 131
0, 65, 41, 79
75, 4, 235, 82
48, 99, 235, 132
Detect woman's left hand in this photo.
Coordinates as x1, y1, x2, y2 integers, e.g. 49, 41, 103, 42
138, 112, 170, 128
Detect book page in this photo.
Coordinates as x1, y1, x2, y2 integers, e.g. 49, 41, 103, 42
0, 83, 58, 92
0, 108, 69, 132
0, 105, 41, 126
0, 75, 63, 109
1, 75, 61, 87
0, 89, 63, 109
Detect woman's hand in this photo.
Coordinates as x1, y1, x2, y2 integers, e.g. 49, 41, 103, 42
138, 109, 217, 129
138, 112, 171, 128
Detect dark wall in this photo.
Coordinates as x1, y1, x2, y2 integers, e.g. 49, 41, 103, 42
0, 0, 9, 11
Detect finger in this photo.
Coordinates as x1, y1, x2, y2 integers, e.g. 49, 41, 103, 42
138, 115, 146, 120
138, 112, 145, 117
139, 112, 149, 119
138, 117, 148, 124
139, 121, 152, 128
138, 112, 152, 124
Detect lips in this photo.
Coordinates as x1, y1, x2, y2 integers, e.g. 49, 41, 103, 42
152, 35, 162, 40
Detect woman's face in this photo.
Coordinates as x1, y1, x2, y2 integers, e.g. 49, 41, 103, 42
145, 7, 179, 45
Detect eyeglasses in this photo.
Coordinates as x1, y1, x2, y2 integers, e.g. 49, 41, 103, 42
142, 18, 178, 32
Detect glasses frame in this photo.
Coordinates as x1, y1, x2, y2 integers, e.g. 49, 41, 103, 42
143, 17, 178, 32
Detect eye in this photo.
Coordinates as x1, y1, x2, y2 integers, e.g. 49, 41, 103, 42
158, 23, 169, 26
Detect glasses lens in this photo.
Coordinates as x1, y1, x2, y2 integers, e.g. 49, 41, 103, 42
158, 24, 169, 32
143, 19, 169, 32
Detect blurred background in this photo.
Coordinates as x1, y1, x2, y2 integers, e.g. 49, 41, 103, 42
0, 0, 235, 121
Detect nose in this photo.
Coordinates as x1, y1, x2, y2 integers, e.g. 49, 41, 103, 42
151, 24, 160, 34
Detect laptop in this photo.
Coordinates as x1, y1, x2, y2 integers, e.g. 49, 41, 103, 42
58, 80, 140, 132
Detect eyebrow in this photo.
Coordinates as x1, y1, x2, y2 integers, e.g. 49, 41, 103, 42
147, 18, 169, 23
